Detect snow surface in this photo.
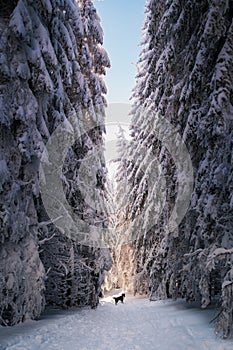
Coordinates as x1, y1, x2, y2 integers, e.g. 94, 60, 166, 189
0, 293, 232, 350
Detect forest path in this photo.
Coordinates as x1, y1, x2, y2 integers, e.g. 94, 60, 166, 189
0, 294, 232, 350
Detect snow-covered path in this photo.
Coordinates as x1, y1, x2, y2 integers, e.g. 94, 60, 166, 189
0, 295, 232, 350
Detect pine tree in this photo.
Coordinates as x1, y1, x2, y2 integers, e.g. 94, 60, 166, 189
116, 0, 233, 337
0, 0, 110, 325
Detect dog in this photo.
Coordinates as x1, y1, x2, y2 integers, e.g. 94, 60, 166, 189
113, 293, 125, 305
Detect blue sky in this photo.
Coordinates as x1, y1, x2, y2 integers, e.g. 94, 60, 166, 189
94, 0, 146, 103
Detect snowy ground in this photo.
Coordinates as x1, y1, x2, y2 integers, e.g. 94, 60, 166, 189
0, 293, 232, 350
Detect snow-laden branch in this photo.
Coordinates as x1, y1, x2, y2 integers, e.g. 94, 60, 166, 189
46, 267, 52, 276
39, 233, 56, 245
184, 249, 204, 258
206, 248, 233, 271
222, 280, 233, 289
209, 248, 233, 259
38, 216, 63, 228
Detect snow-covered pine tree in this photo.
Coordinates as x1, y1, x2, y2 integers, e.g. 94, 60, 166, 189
0, 0, 110, 325
38, 0, 111, 309
116, 0, 233, 337
0, 0, 47, 326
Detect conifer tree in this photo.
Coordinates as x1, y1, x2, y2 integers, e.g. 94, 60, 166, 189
0, 0, 110, 325
116, 0, 233, 337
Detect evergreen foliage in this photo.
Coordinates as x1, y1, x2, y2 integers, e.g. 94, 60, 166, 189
115, 0, 233, 338
0, 0, 110, 325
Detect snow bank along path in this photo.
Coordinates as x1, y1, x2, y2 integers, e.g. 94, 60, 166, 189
0, 295, 232, 350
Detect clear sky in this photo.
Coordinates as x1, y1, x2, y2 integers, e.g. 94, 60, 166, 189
94, 0, 146, 103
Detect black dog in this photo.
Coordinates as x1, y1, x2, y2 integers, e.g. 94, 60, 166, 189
113, 293, 125, 305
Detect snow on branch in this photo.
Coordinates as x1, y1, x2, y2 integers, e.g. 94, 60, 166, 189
209, 248, 233, 259
206, 247, 233, 271
39, 233, 56, 245
183, 249, 204, 258
38, 216, 64, 228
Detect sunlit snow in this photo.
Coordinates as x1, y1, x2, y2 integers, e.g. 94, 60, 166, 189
0, 294, 232, 350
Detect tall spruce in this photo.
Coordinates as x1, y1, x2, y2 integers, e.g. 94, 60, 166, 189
0, 0, 110, 326
115, 0, 233, 338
